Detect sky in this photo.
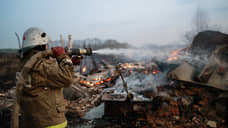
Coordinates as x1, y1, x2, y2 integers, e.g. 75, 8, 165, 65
0, 0, 228, 48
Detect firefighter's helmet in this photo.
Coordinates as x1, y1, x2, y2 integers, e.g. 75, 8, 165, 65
21, 27, 49, 53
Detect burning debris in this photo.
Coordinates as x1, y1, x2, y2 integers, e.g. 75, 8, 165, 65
66, 31, 228, 128
122, 62, 161, 75
98, 83, 227, 128
78, 70, 114, 87
167, 50, 180, 61
0, 31, 227, 128
82, 66, 87, 73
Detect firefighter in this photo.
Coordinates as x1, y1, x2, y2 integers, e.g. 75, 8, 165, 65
16, 27, 80, 128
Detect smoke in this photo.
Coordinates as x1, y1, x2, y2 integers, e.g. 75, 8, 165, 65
104, 71, 168, 97
83, 103, 104, 120
98, 46, 214, 100
100, 49, 212, 98
94, 48, 175, 62
94, 47, 210, 66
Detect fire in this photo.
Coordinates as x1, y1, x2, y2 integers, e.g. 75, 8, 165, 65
82, 66, 86, 73
93, 77, 101, 81
123, 63, 135, 69
79, 80, 95, 87
152, 69, 159, 74
95, 80, 104, 85
168, 50, 180, 61
80, 77, 113, 87
168, 56, 179, 61
171, 50, 180, 56
104, 77, 112, 82
123, 63, 161, 75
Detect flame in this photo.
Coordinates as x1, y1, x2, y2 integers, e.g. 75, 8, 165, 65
152, 69, 160, 74
80, 77, 113, 86
128, 64, 133, 68
82, 66, 86, 73
80, 80, 95, 87
104, 77, 112, 82
171, 50, 180, 56
123, 63, 134, 69
96, 80, 104, 85
123, 63, 161, 75
168, 50, 180, 61
96, 81, 101, 85
93, 77, 101, 81
168, 56, 179, 61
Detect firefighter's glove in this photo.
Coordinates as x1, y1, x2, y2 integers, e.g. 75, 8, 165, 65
217, 65, 225, 75
71, 56, 83, 65
51, 47, 65, 58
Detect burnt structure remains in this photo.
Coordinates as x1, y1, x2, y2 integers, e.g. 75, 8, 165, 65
0, 31, 227, 128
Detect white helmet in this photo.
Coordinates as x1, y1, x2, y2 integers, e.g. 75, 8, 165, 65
21, 27, 49, 53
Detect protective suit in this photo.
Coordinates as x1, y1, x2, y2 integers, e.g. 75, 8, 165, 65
15, 27, 75, 128
19, 51, 74, 128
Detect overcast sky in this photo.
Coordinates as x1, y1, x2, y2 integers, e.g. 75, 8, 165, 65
0, 0, 228, 48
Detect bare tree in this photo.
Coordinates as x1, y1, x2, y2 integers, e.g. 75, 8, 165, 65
194, 7, 209, 33
184, 7, 210, 43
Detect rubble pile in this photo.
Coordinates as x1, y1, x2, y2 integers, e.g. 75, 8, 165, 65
191, 31, 228, 55
0, 53, 18, 90
143, 83, 226, 128
0, 31, 227, 128
66, 83, 105, 126
0, 87, 15, 128
91, 83, 227, 128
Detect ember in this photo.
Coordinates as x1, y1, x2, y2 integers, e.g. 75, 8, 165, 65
104, 77, 112, 82
79, 76, 114, 87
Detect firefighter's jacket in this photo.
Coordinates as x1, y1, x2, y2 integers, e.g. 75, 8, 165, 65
18, 50, 74, 128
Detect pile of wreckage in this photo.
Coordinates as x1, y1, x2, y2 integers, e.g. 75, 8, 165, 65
65, 31, 228, 128
0, 31, 227, 128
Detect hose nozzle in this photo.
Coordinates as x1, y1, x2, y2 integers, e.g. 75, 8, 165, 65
67, 48, 92, 56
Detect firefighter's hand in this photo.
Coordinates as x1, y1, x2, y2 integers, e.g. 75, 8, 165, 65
71, 56, 83, 65
51, 47, 65, 58
217, 65, 225, 75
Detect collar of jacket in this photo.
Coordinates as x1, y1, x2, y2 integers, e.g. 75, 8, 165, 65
18, 50, 40, 71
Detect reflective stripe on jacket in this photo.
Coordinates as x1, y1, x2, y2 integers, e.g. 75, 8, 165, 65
45, 121, 67, 128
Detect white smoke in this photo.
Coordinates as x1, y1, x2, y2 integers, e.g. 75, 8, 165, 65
100, 47, 211, 99
83, 103, 104, 120
94, 48, 175, 61
94, 48, 210, 65
104, 71, 168, 96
